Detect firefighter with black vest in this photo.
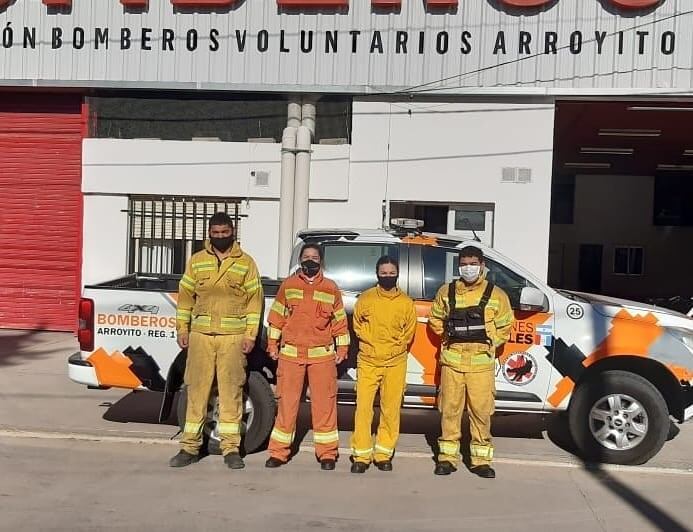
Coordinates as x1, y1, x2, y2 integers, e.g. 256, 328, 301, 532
428, 246, 513, 478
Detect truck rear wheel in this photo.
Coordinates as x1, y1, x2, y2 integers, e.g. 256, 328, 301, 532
568, 370, 669, 465
177, 371, 276, 455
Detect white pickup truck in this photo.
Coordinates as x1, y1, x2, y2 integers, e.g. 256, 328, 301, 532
68, 226, 693, 465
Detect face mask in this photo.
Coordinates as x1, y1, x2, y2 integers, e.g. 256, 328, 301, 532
378, 276, 398, 290
301, 260, 321, 278
210, 236, 234, 252
459, 264, 481, 283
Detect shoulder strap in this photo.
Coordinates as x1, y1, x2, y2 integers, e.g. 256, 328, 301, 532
478, 282, 495, 309
447, 281, 457, 314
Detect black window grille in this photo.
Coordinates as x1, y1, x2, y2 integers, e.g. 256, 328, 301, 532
127, 196, 243, 275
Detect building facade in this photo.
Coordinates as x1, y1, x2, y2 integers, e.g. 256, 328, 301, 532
0, 0, 690, 330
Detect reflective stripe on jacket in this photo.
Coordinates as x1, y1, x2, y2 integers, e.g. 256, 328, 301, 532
428, 273, 514, 372
176, 241, 263, 339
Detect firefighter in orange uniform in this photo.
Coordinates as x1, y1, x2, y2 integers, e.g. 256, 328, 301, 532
264, 243, 350, 470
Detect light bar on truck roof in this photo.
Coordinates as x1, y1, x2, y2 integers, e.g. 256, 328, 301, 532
390, 218, 425, 230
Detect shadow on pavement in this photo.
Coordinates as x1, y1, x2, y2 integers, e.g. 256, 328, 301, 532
0, 329, 61, 368
288, 405, 550, 463
573, 350, 688, 531
583, 462, 689, 532
102, 390, 178, 426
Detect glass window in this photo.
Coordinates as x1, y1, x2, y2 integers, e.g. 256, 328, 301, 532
614, 247, 644, 276
88, 94, 352, 143
322, 244, 399, 294
421, 246, 536, 308
653, 173, 693, 227
128, 196, 242, 274
454, 210, 486, 231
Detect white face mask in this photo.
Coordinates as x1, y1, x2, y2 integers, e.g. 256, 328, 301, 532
459, 264, 481, 283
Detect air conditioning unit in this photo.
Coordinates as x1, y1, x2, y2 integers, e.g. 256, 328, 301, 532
501, 167, 532, 184
251, 170, 270, 187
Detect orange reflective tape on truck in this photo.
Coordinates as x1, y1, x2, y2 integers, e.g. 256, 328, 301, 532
582, 310, 663, 366
547, 376, 575, 408
87, 348, 142, 389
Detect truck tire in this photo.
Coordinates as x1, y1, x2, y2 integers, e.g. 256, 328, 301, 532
568, 370, 669, 465
177, 371, 276, 455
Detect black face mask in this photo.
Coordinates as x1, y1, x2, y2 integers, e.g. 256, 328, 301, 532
210, 236, 234, 252
301, 260, 321, 278
378, 276, 398, 290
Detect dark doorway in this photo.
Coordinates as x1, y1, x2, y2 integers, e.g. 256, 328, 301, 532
390, 203, 447, 234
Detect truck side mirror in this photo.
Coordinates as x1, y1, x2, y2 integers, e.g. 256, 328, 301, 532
520, 287, 548, 313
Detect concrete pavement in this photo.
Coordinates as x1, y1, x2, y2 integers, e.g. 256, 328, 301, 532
1, 437, 692, 531
1, 330, 693, 531
1, 330, 691, 470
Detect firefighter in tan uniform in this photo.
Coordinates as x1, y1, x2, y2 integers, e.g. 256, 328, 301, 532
350, 256, 417, 474
428, 246, 513, 478
169, 212, 263, 470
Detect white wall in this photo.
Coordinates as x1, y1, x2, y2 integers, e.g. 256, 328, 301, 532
81, 100, 556, 285
340, 100, 556, 279
81, 194, 129, 286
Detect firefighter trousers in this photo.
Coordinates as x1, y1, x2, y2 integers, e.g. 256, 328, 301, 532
438, 365, 495, 467
180, 332, 247, 457
351, 359, 407, 464
268, 358, 339, 462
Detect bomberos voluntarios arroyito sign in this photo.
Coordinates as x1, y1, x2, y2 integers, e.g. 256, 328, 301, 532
0, 0, 688, 94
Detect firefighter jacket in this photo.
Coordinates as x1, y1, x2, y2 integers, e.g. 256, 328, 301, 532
176, 241, 263, 340
428, 273, 514, 373
267, 271, 350, 363
353, 286, 417, 367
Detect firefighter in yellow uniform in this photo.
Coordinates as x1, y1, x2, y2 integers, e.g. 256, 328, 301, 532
428, 246, 513, 478
350, 256, 417, 473
169, 212, 263, 470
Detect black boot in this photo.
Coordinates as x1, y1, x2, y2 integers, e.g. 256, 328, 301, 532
470, 465, 496, 479
374, 460, 393, 472
169, 450, 200, 468
265, 457, 286, 468
434, 461, 457, 476
320, 459, 336, 471
350, 462, 368, 474
224, 452, 245, 470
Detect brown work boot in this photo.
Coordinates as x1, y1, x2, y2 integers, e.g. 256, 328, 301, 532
434, 461, 457, 476
224, 452, 245, 470
470, 465, 496, 479
265, 457, 286, 468
374, 460, 393, 472
350, 462, 368, 474
320, 459, 336, 471
169, 450, 200, 468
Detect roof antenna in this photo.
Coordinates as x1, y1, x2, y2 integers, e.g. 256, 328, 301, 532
460, 218, 482, 243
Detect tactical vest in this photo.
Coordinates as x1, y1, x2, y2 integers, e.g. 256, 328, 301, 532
445, 281, 495, 344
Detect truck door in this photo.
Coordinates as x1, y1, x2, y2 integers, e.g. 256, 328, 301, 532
412, 244, 555, 410
320, 241, 405, 387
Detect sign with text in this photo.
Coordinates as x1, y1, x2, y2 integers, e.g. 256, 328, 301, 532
0, 0, 686, 95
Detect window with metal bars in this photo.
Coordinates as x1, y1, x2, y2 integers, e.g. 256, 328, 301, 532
127, 196, 243, 275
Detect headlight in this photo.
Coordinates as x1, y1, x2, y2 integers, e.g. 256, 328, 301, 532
668, 327, 693, 352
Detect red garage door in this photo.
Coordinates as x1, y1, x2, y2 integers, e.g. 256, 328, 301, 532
0, 94, 84, 331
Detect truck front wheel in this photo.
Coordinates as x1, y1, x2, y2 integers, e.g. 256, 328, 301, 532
176, 371, 277, 455
568, 370, 669, 465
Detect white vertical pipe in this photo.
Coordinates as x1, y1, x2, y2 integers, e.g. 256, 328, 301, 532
300, 98, 316, 138
287, 99, 302, 129
292, 125, 312, 238
277, 126, 297, 278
